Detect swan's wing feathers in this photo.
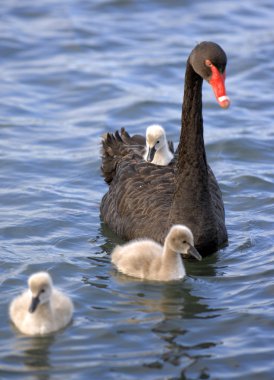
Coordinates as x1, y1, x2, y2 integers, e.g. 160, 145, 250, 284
101, 158, 175, 242
101, 129, 145, 184
121, 127, 146, 146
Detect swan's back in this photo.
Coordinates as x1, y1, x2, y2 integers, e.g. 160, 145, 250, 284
101, 128, 174, 184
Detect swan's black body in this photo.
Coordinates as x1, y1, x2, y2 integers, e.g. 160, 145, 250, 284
100, 42, 229, 256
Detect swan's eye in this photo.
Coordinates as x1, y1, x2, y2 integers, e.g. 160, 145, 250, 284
40, 289, 45, 293
205, 59, 212, 67
183, 240, 187, 244
156, 140, 160, 144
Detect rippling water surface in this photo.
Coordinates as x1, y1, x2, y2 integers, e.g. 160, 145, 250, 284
1, 0, 274, 379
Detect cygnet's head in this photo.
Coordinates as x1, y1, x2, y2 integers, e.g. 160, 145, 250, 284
28, 272, 53, 313
166, 225, 202, 261
145, 124, 167, 162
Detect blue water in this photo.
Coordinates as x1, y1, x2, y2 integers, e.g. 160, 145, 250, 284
1, 0, 274, 379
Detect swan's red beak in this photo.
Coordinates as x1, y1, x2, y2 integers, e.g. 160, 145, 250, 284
209, 64, 230, 109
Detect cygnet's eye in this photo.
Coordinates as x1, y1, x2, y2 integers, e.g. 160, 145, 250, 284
40, 289, 45, 293
183, 240, 187, 244
156, 140, 160, 144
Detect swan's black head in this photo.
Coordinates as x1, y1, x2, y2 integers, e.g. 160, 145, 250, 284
189, 42, 227, 80
189, 41, 230, 108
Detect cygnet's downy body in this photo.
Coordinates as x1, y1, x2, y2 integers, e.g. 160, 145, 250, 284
111, 225, 202, 281
9, 272, 73, 335
144, 124, 173, 166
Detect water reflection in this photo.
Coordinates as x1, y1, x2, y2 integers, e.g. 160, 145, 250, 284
151, 282, 219, 372
109, 257, 221, 370
23, 336, 54, 373
99, 221, 126, 251
8, 332, 55, 380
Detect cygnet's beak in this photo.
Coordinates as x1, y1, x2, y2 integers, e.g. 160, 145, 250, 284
187, 244, 202, 261
29, 296, 40, 313
146, 146, 156, 162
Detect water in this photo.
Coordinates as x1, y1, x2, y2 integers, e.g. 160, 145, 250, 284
1, 0, 274, 379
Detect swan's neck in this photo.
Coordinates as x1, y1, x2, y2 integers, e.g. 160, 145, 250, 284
176, 59, 208, 174
154, 144, 173, 166
167, 60, 215, 233
161, 243, 185, 279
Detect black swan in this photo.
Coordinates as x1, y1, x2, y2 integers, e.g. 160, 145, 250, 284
100, 41, 230, 256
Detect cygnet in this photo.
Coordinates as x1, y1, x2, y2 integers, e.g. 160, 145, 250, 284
9, 272, 73, 335
144, 124, 174, 165
111, 224, 202, 281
